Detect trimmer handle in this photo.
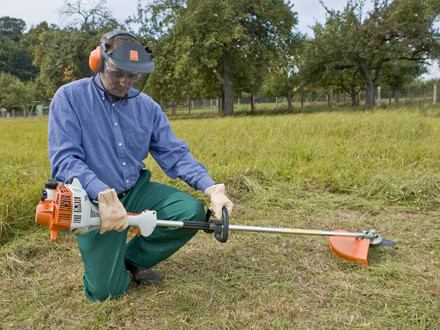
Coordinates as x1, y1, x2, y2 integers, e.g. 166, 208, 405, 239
204, 207, 229, 243
215, 207, 229, 243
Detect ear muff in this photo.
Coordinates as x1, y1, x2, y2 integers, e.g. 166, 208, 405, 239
89, 45, 102, 73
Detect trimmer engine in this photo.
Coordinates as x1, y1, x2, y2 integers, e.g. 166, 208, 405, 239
36, 178, 102, 240
35, 178, 158, 241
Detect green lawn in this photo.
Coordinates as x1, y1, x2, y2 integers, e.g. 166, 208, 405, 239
1, 108, 439, 329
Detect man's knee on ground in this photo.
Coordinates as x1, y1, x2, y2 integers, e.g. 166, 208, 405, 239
84, 278, 129, 302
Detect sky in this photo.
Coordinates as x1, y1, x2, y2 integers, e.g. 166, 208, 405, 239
1, 0, 439, 79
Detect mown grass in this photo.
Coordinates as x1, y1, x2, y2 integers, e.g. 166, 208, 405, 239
1, 108, 439, 329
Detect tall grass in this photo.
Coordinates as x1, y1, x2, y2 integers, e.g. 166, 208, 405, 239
2, 109, 440, 241
0, 119, 50, 243
1, 108, 440, 329
167, 109, 440, 207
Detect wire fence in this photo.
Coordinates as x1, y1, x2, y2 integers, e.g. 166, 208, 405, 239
1, 84, 438, 118
0, 102, 49, 118
162, 84, 439, 115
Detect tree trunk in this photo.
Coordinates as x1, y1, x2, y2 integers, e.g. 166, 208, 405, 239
250, 92, 256, 113
364, 77, 375, 109
218, 97, 222, 113
301, 93, 304, 109
350, 85, 357, 107
393, 89, 400, 104
170, 102, 176, 115
327, 89, 333, 106
223, 48, 234, 116
287, 89, 293, 111
360, 62, 376, 109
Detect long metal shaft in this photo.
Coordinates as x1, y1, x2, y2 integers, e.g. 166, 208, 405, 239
228, 225, 364, 238
156, 220, 365, 238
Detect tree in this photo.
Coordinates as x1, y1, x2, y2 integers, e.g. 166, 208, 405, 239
61, 0, 120, 33
380, 60, 426, 104
301, 36, 364, 107
144, 31, 198, 112
134, 0, 297, 115
261, 34, 304, 111
306, 0, 440, 108
0, 16, 38, 81
31, 28, 101, 98
29, 0, 126, 98
0, 72, 39, 111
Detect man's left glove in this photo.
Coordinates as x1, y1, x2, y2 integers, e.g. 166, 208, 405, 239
204, 184, 234, 220
98, 188, 128, 234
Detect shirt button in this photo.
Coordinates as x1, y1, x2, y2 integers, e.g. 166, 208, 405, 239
114, 122, 118, 126
112, 103, 115, 107
126, 180, 129, 183
118, 142, 122, 146
122, 162, 126, 166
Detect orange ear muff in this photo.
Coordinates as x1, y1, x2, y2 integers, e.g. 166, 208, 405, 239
89, 46, 101, 73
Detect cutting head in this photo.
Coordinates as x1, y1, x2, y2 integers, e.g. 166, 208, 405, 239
328, 230, 397, 266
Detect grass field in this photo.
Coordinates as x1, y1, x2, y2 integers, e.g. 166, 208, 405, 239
1, 108, 439, 329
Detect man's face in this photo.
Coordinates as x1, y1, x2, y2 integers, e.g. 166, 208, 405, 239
100, 61, 141, 98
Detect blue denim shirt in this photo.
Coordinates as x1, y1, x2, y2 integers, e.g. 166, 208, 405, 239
48, 75, 214, 199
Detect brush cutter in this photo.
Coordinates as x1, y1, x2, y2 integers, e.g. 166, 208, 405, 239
35, 178, 396, 266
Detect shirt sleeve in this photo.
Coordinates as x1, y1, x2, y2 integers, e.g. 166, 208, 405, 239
48, 88, 108, 199
148, 104, 215, 192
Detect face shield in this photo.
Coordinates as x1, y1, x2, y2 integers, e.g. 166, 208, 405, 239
103, 42, 154, 74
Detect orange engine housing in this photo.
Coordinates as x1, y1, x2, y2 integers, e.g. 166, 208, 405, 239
35, 185, 74, 241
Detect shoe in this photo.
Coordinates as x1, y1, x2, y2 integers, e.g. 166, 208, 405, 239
125, 261, 163, 285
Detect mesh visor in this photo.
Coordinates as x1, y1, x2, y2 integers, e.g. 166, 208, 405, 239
105, 42, 154, 74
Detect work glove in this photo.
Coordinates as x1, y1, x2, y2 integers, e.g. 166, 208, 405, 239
98, 188, 128, 234
204, 184, 234, 220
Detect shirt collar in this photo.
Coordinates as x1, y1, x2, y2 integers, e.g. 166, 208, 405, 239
92, 74, 107, 101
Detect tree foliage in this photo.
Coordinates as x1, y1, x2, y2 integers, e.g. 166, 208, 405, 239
33, 29, 100, 98
302, 0, 440, 108
0, 72, 38, 110
260, 33, 304, 111
133, 0, 298, 115
0, 17, 37, 81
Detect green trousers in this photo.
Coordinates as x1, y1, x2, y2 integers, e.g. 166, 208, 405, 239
76, 170, 205, 301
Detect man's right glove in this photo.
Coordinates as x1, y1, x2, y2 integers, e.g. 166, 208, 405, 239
204, 183, 234, 220
98, 188, 128, 234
